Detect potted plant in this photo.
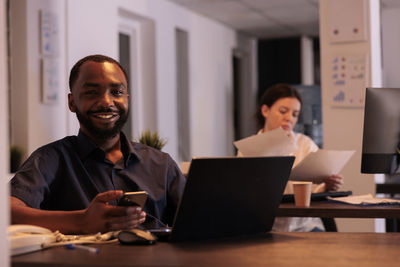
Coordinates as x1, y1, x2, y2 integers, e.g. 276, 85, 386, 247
138, 130, 167, 151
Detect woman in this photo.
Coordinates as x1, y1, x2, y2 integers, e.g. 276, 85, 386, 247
252, 83, 343, 231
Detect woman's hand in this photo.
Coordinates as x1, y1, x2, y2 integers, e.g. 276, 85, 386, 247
323, 174, 344, 191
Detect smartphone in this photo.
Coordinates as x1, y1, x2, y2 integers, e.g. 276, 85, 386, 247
148, 227, 172, 241
118, 191, 148, 207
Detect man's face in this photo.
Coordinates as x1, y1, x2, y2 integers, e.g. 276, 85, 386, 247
68, 61, 129, 140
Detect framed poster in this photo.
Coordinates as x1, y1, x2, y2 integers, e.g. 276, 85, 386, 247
330, 54, 368, 108
40, 10, 59, 56
41, 58, 59, 104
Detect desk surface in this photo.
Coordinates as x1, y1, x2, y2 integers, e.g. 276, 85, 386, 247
278, 201, 400, 218
12, 232, 400, 267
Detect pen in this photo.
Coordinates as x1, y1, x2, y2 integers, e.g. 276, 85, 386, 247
65, 244, 99, 254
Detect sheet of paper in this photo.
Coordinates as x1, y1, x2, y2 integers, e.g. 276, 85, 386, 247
290, 149, 355, 183
327, 194, 400, 206
233, 128, 297, 157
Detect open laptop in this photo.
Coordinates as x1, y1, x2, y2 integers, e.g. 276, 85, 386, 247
164, 156, 295, 242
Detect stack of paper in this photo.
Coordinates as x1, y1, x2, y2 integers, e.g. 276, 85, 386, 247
289, 150, 355, 183
327, 194, 400, 206
233, 128, 355, 183
233, 128, 297, 157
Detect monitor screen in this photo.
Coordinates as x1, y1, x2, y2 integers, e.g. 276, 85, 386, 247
361, 88, 400, 174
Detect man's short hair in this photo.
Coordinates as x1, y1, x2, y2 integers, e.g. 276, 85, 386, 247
69, 54, 129, 91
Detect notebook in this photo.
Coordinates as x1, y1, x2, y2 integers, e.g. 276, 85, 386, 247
164, 156, 295, 242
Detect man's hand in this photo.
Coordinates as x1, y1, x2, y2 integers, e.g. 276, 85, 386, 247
80, 190, 146, 234
323, 174, 344, 191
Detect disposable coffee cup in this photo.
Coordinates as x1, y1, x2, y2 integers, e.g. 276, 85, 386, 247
292, 181, 312, 207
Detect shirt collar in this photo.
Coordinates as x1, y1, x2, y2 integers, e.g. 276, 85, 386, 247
119, 131, 142, 163
76, 130, 100, 161
76, 130, 142, 163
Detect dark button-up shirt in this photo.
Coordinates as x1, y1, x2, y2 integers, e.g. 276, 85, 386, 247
10, 131, 185, 227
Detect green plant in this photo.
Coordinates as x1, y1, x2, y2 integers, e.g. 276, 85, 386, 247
10, 145, 24, 173
138, 130, 167, 150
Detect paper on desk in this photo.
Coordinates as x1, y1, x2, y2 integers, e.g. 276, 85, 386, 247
327, 194, 400, 206
290, 149, 355, 183
233, 128, 297, 157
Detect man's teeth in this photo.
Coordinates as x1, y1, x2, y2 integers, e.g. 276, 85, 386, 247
95, 114, 114, 119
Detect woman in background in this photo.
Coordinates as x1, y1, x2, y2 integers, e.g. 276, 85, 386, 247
246, 83, 343, 231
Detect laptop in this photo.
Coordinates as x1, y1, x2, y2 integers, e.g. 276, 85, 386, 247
164, 156, 295, 242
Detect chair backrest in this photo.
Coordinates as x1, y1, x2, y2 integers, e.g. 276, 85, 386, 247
180, 161, 191, 177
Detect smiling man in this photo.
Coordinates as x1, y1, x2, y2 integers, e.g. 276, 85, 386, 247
9, 55, 185, 234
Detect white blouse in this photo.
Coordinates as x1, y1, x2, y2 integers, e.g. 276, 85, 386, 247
238, 130, 325, 232
272, 131, 325, 232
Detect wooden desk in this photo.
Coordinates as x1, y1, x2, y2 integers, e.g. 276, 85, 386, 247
12, 232, 400, 267
278, 201, 400, 218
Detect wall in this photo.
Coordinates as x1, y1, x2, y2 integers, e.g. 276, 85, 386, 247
319, 0, 381, 232
235, 34, 258, 139
9, 0, 68, 156
185, 9, 236, 156
10, 0, 236, 163
382, 7, 400, 87
0, 0, 10, 264
301, 35, 314, 85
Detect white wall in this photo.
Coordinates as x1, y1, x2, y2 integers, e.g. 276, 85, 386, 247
10, 0, 68, 156
301, 35, 314, 85
0, 0, 10, 264
319, 0, 381, 232
382, 7, 400, 87
9, 0, 236, 164
187, 11, 236, 156
236, 34, 258, 139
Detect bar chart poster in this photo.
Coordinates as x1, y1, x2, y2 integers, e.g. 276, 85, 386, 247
330, 54, 368, 108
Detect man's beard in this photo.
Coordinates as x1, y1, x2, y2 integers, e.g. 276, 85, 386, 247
75, 108, 129, 140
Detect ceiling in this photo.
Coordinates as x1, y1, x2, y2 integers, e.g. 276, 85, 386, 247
167, 0, 400, 39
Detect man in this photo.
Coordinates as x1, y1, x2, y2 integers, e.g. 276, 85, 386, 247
10, 55, 185, 234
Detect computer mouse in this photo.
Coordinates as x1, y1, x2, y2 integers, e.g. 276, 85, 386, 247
118, 229, 157, 245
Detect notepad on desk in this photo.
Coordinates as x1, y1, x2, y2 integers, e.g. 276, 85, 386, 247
327, 194, 400, 206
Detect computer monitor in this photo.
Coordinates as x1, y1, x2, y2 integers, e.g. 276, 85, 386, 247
361, 87, 400, 174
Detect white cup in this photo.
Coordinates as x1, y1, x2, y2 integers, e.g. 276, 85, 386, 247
292, 181, 312, 207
